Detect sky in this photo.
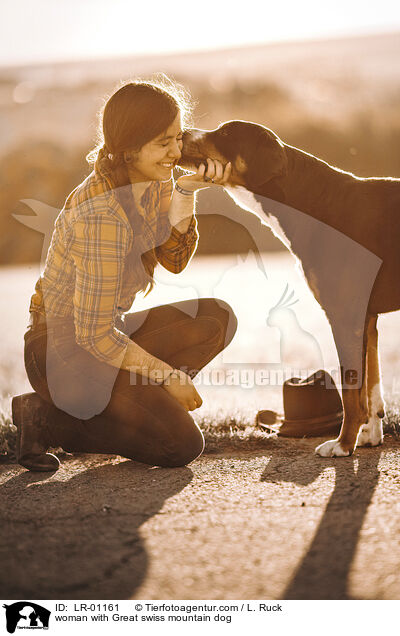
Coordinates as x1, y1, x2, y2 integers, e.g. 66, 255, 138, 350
1, 0, 400, 67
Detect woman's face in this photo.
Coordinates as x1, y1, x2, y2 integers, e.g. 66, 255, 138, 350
127, 113, 183, 183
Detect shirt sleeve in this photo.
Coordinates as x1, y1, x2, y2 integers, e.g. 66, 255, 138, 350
70, 213, 131, 364
155, 180, 199, 273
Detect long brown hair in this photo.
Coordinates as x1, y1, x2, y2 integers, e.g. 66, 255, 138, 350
87, 75, 194, 295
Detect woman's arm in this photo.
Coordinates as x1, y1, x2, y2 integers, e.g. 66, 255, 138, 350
155, 181, 199, 273
156, 159, 232, 273
70, 213, 131, 364
117, 344, 202, 411
71, 213, 170, 377
167, 186, 196, 234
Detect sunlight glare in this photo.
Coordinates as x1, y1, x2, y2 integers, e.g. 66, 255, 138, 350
0, 0, 400, 66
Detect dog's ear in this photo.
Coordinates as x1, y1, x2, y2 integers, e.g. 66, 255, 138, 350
243, 129, 288, 190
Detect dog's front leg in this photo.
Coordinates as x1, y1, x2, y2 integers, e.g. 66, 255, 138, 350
356, 315, 385, 447
316, 321, 368, 457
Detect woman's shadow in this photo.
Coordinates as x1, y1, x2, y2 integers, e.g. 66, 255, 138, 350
0, 458, 193, 600
261, 445, 382, 600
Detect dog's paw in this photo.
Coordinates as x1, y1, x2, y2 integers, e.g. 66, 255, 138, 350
356, 417, 383, 447
315, 439, 352, 457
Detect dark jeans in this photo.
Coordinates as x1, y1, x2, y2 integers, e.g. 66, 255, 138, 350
24, 298, 237, 467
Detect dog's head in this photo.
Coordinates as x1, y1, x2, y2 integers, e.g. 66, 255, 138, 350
179, 120, 288, 194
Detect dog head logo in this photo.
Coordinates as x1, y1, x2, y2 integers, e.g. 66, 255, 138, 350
3, 602, 50, 633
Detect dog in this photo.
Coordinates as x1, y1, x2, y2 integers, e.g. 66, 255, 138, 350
179, 120, 400, 457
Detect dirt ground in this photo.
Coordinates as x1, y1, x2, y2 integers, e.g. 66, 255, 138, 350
1, 435, 400, 601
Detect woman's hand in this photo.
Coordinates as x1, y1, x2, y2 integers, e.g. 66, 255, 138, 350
177, 158, 231, 193
162, 369, 203, 411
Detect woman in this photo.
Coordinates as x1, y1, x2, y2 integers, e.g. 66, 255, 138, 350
12, 78, 237, 472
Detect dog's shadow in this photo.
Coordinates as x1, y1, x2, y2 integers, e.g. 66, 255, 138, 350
0, 458, 193, 599
261, 444, 381, 600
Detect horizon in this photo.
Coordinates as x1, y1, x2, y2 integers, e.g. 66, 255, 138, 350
0, 25, 400, 70
1, 27, 399, 72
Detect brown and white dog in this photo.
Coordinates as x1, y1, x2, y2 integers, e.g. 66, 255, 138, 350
179, 120, 400, 457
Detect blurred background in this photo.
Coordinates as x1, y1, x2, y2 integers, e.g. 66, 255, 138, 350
1, 0, 400, 263
1, 0, 400, 414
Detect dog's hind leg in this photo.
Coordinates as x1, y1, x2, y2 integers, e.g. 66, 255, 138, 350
316, 318, 368, 457
356, 315, 384, 447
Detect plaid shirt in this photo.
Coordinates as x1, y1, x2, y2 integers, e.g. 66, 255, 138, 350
29, 165, 198, 363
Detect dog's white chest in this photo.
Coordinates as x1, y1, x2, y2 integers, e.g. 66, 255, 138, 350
225, 186, 292, 250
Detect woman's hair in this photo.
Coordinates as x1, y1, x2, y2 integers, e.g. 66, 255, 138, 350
87, 75, 194, 296
88, 75, 193, 172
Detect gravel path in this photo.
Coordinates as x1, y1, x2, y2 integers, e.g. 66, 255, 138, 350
1, 436, 400, 600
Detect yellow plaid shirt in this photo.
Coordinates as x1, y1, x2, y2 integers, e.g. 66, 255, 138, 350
29, 165, 198, 363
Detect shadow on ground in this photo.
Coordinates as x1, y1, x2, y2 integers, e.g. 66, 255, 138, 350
261, 446, 381, 599
0, 458, 193, 599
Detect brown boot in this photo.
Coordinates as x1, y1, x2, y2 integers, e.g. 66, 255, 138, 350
12, 393, 60, 472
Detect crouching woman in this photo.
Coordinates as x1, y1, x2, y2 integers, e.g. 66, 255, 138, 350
12, 79, 237, 471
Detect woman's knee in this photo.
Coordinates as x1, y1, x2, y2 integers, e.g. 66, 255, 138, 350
159, 419, 205, 468
198, 298, 238, 347
112, 390, 205, 468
